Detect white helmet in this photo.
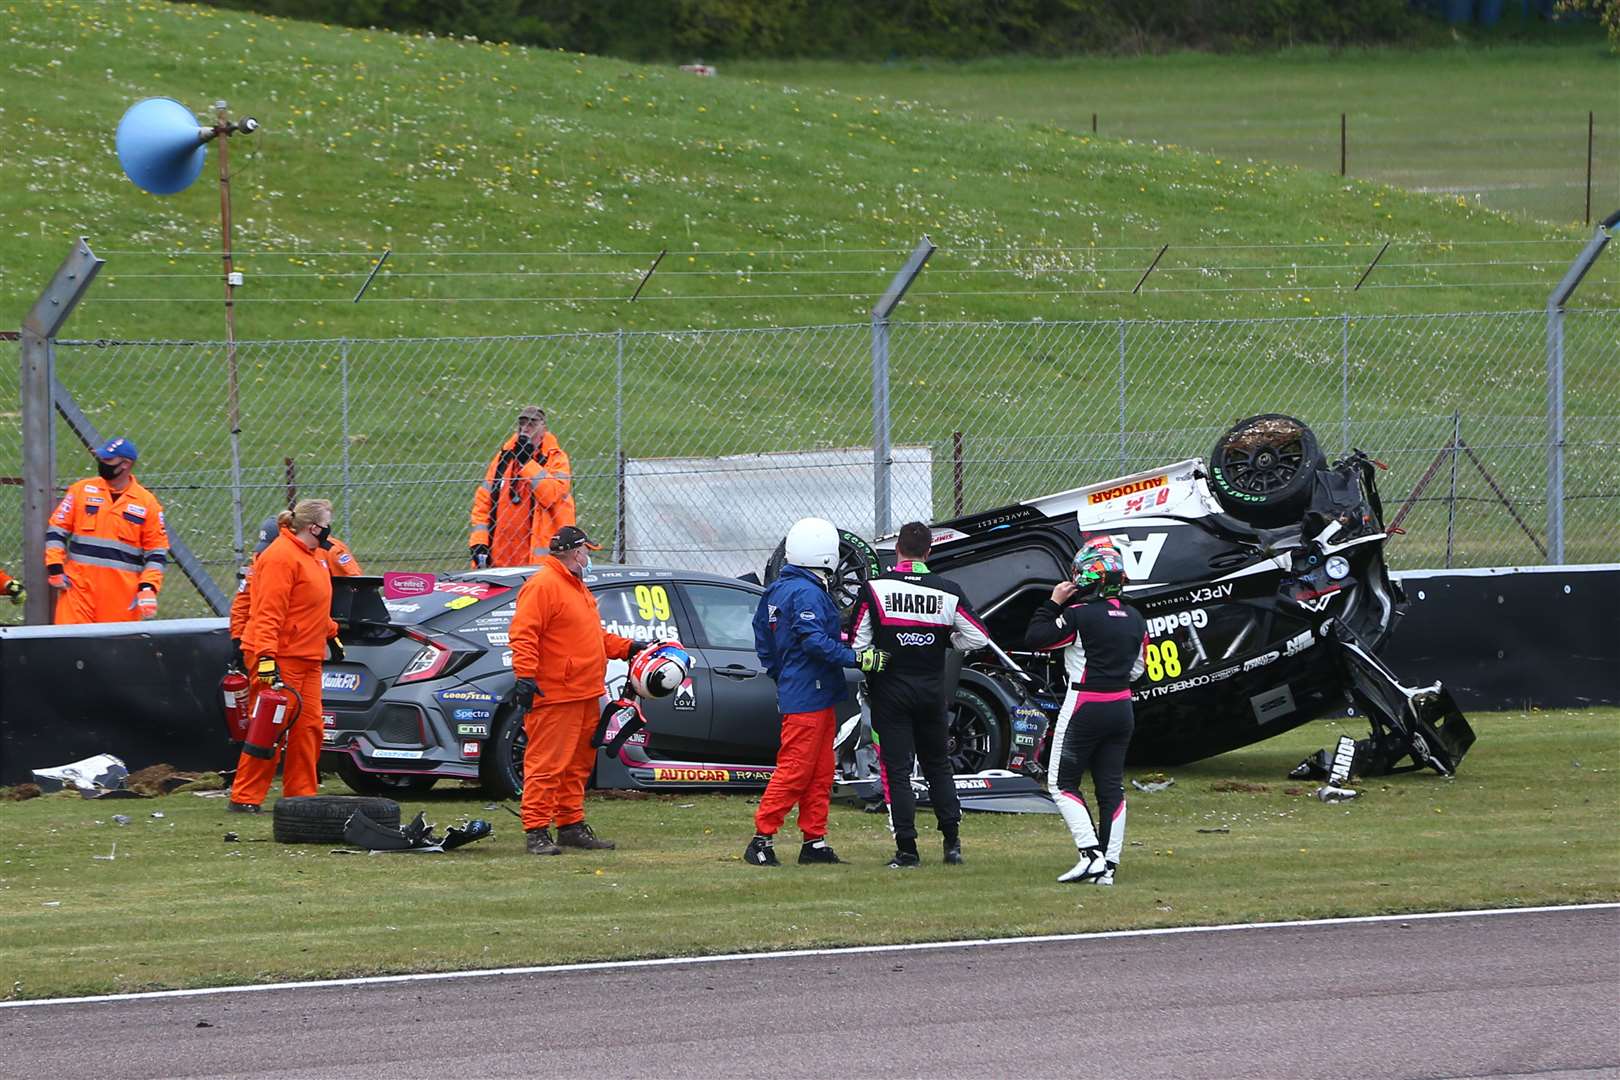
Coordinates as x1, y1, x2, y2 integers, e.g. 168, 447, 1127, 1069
784, 517, 840, 571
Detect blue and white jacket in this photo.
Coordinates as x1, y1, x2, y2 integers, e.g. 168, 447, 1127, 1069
752, 563, 856, 713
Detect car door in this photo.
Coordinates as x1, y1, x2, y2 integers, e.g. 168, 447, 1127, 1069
593, 579, 711, 761
676, 581, 782, 764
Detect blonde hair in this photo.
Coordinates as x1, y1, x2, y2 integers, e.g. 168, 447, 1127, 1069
278, 498, 333, 533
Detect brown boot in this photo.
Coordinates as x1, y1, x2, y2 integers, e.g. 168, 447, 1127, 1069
525, 827, 561, 855
556, 822, 615, 850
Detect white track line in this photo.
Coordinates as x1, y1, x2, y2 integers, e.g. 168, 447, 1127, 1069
5, 902, 1615, 1010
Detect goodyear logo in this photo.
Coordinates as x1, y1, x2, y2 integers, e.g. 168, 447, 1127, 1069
652, 767, 730, 783
1087, 475, 1166, 505
437, 688, 496, 704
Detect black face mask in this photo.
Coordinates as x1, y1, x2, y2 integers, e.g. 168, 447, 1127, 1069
97, 461, 122, 482
314, 525, 333, 549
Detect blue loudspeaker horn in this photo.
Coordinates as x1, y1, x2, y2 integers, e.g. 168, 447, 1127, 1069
116, 97, 210, 195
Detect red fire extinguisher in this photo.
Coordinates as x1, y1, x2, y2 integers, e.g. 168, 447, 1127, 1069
243, 682, 302, 760
221, 667, 251, 742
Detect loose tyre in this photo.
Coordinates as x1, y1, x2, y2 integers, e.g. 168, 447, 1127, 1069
763, 527, 882, 618
479, 702, 526, 801
946, 685, 1008, 775
272, 794, 400, 844
1207, 413, 1325, 527
334, 757, 438, 797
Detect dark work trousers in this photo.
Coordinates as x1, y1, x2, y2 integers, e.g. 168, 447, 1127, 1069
1048, 688, 1134, 865
872, 688, 960, 845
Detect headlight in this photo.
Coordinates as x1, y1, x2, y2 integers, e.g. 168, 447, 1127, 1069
1324, 555, 1351, 581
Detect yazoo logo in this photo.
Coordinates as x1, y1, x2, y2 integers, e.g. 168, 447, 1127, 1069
895, 631, 936, 647
322, 671, 362, 692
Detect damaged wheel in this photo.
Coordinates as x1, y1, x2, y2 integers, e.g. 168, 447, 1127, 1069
1208, 413, 1324, 527
272, 794, 400, 844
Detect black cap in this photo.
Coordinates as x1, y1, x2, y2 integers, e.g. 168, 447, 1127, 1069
548, 525, 601, 552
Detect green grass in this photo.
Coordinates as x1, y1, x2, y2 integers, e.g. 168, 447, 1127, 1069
2, 708, 1614, 1000
728, 44, 1620, 227
1, 3, 1616, 346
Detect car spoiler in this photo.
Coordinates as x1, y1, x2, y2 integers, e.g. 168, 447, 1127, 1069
330, 575, 393, 632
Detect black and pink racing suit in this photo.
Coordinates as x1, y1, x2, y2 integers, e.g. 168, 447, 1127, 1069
1025, 595, 1147, 866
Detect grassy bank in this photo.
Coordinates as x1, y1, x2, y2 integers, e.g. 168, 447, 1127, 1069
1, 4, 1614, 344
1, 708, 1614, 1000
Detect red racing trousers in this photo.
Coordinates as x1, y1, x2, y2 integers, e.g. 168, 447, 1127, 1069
754, 706, 837, 840
231, 657, 324, 806
520, 698, 599, 832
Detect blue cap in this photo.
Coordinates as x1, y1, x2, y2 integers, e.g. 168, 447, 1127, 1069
96, 436, 138, 463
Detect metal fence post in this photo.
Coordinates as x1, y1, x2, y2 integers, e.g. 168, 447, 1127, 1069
870, 236, 935, 538
1340, 313, 1351, 455
1446, 411, 1460, 568
339, 339, 352, 541
1544, 208, 1619, 564
20, 238, 103, 625
1117, 319, 1128, 470
615, 329, 625, 562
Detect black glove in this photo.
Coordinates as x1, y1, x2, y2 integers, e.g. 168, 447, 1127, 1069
255, 657, 281, 687
626, 640, 651, 661
327, 636, 345, 663
512, 435, 534, 465
230, 638, 246, 670
469, 544, 491, 569
509, 677, 538, 712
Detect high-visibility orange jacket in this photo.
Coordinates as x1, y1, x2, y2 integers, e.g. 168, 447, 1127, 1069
230, 536, 359, 639
468, 432, 575, 567
327, 537, 362, 577
241, 528, 337, 664
46, 475, 169, 625
0, 567, 14, 592
509, 555, 633, 703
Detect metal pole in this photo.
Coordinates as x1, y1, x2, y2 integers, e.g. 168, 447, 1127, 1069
871, 236, 936, 538
20, 238, 103, 625
1544, 209, 1620, 565
1586, 111, 1594, 227
1341, 313, 1351, 456
1340, 113, 1347, 177
1445, 411, 1460, 568
216, 100, 246, 573
952, 430, 964, 517
615, 330, 625, 563
340, 340, 352, 540
1117, 319, 1128, 470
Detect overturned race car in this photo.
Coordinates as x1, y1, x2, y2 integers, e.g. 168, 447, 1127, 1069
817, 414, 1476, 782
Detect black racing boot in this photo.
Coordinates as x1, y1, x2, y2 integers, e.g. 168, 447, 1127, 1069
525, 827, 562, 856
887, 837, 920, 869
798, 837, 843, 864
226, 801, 261, 814
942, 827, 963, 865
556, 822, 615, 850
744, 833, 780, 867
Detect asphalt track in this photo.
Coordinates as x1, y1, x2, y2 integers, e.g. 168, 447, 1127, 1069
4, 906, 1616, 1080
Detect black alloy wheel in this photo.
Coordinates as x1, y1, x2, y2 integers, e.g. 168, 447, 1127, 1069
946, 685, 1007, 775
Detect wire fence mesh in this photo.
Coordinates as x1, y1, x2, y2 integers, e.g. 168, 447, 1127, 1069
4, 308, 1615, 620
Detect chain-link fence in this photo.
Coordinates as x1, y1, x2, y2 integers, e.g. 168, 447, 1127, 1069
4, 309, 1615, 619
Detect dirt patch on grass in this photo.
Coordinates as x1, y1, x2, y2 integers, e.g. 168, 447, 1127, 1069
0, 782, 43, 801
1210, 779, 1271, 793
126, 764, 224, 796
